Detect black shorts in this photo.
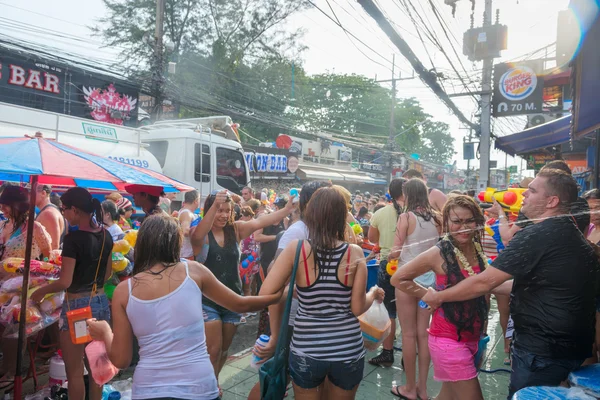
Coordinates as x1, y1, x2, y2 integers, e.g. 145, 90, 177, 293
377, 260, 396, 319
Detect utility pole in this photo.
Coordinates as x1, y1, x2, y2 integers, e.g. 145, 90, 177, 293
376, 55, 415, 183
478, 0, 493, 191
389, 54, 396, 151
152, 0, 165, 120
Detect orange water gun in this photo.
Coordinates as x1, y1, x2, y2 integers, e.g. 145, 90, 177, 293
478, 187, 525, 214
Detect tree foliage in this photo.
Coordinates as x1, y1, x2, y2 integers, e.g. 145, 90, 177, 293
92, 0, 309, 70
92, 1, 455, 165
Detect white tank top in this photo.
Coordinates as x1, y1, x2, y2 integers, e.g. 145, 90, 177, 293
399, 212, 438, 288
126, 261, 218, 400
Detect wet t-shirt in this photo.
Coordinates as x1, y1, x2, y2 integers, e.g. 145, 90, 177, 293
493, 216, 599, 359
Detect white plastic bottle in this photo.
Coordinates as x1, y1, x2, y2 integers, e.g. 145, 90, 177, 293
250, 335, 270, 369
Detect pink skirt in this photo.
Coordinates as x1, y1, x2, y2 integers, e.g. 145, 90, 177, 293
428, 334, 478, 382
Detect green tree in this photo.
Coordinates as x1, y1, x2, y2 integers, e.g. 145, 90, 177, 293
92, 0, 309, 69
417, 121, 455, 164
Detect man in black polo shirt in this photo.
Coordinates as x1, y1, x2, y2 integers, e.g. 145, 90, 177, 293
423, 169, 600, 399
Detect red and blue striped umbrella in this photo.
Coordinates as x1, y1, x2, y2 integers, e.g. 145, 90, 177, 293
0, 134, 194, 398
0, 135, 193, 192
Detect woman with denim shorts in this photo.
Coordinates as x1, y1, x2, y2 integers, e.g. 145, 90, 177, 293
260, 187, 384, 399
86, 214, 280, 400
190, 190, 294, 394
32, 187, 113, 400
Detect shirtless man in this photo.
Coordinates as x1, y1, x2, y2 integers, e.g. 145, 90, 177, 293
402, 169, 447, 212
35, 185, 65, 250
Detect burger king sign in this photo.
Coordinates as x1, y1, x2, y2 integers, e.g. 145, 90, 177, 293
492, 61, 544, 117
499, 66, 537, 100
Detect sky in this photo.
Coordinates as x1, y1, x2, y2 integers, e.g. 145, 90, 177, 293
0, 0, 573, 176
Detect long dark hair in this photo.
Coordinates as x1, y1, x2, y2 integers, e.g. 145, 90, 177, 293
2, 187, 30, 234
304, 187, 347, 270
133, 214, 181, 276
101, 200, 119, 222
60, 187, 103, 227
439, 195, 487, 341
204, 193, 236, 245
389, 178, 406, 217
403, 179, 440, 226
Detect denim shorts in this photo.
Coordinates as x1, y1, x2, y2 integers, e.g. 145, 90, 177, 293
507, 346, 584, 399
288, 352, 364, 391
59, 294, 111, 332
202, 303, 242, 325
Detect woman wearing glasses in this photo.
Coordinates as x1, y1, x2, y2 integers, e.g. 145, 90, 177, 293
391, 195, 489, 400
0, 185, 52, 390
31, 187, 113, 400
190, 190, 294, 394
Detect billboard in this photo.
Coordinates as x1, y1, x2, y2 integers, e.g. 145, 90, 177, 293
0, 48, 139, 126
492, 60, 544, 117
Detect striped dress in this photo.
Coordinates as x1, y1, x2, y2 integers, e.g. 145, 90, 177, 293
290, 243, 366, 362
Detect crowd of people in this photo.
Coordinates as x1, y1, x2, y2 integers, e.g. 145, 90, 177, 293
0, 160, 597, 400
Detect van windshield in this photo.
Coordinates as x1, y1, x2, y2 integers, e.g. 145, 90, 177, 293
216, 147, 247, 193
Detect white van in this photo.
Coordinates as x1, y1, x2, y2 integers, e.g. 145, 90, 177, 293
0, 101, 250, 198
141, 117, 249, 197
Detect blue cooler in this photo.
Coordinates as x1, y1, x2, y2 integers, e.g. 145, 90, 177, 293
569, 364, 600, 398
366, 258, 379, 292
512, 386, 595, 400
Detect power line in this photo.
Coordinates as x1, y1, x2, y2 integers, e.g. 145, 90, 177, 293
357, 0, 478, 132
306, 0, 397, 73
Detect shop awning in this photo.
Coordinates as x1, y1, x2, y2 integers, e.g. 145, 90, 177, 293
571, 0, 600, 139
296, 165, 384, 184
296, 165, 345, 181
495, 115, 571, 156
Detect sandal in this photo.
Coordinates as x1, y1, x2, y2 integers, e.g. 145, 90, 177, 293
368, 349, 394, 367
0, 377, 14, 391
391, 386, 417, 400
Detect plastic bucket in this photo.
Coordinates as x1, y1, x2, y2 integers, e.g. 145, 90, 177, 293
49, 355, 67, 386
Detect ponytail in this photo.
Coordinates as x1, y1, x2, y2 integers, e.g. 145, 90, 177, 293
392, 198, 403, 217
388, 178, 407, 218
92, 198, 103, 227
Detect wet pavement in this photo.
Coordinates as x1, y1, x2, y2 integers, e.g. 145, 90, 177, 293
220, 300, 511, 399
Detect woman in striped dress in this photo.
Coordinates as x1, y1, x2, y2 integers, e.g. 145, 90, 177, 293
260, 187, 384, 399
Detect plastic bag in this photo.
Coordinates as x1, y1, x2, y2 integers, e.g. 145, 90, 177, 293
123, 229, 138, 248
40, 292, 65, 314
85, 340, 119, 385
27, 260, 61, 278
358, 298, 391, 350
112, 239, 131, 254
1, 275, 50, 293
512, 386, 595, 400
111, 252, 130, 272
3, 257, 24, 274
50, 249, 63, 265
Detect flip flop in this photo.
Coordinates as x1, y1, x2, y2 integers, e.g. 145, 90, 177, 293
0, 378, 14, 391
391, 386, 417, 400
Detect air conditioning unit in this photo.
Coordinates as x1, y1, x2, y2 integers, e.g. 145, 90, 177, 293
527, 113, 562, 128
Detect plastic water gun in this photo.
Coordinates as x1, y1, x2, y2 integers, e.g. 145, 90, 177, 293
478, 187, 525, 214
386, 259, 399, 276
240, 251, 259, 284
484, 220, 505, 253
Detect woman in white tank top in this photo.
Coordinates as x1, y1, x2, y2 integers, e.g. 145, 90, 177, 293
86, 214, 280, 400
389, 178, 441, 400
